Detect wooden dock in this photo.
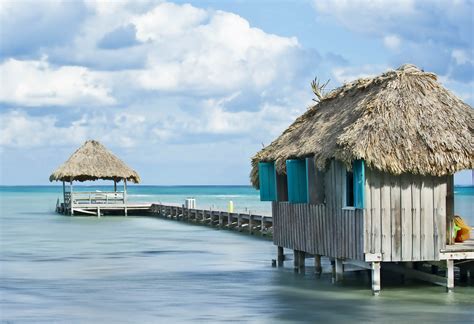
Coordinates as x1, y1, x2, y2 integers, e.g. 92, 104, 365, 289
55, 195, 274, 236
56, 191, 152, 217
149, 204, 273, 236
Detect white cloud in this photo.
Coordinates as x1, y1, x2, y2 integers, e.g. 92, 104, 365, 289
132, 2, 208, 40
0, 58, 115, 106
383, 34, 401, 51
0, 111, 86, 148
132, 4, 300, 93
451, 49, 471, 65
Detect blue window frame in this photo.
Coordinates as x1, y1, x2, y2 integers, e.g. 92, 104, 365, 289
286, 159, 308, 203
353, 160, 365, 208
258, 162, 277, 201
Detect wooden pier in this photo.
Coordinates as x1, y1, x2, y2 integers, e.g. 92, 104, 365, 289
55, 196, 274, 236
149, 204, 273, 236
56, 191, 151, 216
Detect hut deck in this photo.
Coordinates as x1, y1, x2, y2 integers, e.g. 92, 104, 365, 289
440, 232, 474, 260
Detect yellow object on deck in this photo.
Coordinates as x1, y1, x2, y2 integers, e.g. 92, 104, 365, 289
228, 201, 234, 213
454, 215, 471, 242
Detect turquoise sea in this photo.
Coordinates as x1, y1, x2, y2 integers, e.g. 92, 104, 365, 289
0, 185, 473, 323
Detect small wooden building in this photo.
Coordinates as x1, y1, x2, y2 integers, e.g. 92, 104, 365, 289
50, 140, 144, 216
251, 64, 473, 294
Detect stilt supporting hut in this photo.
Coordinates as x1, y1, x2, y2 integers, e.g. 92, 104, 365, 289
50, 140, 142, 216
251, 64, 473, 294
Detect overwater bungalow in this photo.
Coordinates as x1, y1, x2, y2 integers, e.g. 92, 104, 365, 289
50, 140, 147, 216
251, 64, 473, 294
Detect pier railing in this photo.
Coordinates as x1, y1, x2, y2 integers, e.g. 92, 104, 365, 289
150, 203, 273, 236
64, 191, 126, 206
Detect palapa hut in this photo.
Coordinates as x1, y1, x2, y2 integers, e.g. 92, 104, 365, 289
50, 140, 141, 216
251, 64, 473, 294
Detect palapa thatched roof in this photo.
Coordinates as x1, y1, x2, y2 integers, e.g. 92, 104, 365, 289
50, 140, 141, 183
251, 64, 473, 187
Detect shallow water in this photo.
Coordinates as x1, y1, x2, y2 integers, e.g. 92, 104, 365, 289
0, 186, 473, 323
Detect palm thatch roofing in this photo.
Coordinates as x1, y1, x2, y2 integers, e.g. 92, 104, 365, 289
50, 140, 141, 183
251, 64, 473, 188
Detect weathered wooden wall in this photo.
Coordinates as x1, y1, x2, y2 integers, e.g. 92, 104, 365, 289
273, 202, 364, 260
273, 160, 364, 261
273, 159, 448, 262
364, 167, 447, 261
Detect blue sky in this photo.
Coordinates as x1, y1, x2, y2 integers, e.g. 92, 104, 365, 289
0, 0, 472, 185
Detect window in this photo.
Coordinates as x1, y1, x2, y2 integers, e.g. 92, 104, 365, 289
345, 170, 354, 207
286, 159, 308, 203
344, 160, 365, 209
258, 162, 277, 201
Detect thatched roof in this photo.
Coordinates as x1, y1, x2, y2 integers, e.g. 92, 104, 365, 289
50, 140, 141, 183
251, 64, 473, 187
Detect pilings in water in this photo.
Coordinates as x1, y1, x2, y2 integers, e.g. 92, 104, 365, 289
149, 204, 273, 237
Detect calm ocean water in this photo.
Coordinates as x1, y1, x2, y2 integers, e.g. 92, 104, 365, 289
0, 185, 473, 323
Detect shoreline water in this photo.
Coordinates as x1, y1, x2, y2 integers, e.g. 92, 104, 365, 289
0, 185, 473, 322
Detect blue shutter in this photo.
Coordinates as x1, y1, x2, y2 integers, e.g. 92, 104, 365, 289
353, 160, 365, 208
258, 162, 277, 201
286, 159, 308, 203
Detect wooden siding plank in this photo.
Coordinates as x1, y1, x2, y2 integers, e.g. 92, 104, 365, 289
391, 175, 402, 261
400, 174, 413, 261
433, 178, 447, 260
380, 173, 392, 261
411, 176, 421, 261
370, 169, 382, 255
421, 177, 435, 260
364, 166, 372, 254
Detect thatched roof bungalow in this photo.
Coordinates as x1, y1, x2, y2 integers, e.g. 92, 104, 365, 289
251, 64, 473, 187
252, 64, 473, 294
50, 140, 140, 216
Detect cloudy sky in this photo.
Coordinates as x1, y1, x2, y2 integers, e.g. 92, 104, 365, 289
0, 0, 472, 185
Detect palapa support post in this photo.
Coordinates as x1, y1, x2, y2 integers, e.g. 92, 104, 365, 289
294, 250, 299, 272
315, 254, 322, 276
114, 178, 117, 192
335, 258, 344, 282
293, 250, 305, 273
277, 246, 284, 267
300, 251, 306, 273
123, 178, 128, 216
331, 259, 336, 283
446, 259, 454, 292
371, 262, 381, 295
70, 180, 74, 216
62, 181, 66, 213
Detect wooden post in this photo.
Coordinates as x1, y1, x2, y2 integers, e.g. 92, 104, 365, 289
114, 178, 117, 192
331, 259, 336, 283
62, 181, 65, 206
446, 259, 454, 292
277, 246, 284, 267
123, 178, 128, 216
335, 258, 344, 282
371, 261, 381, 295
315, 255, 322, 275
97, 206, 101, 218
446, 176, 454, 245
70, 180, 74, 216
248, 213, 253, 234
218, 211, 223, 228
294, 250, 299, 272
300, 251, 306, 273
